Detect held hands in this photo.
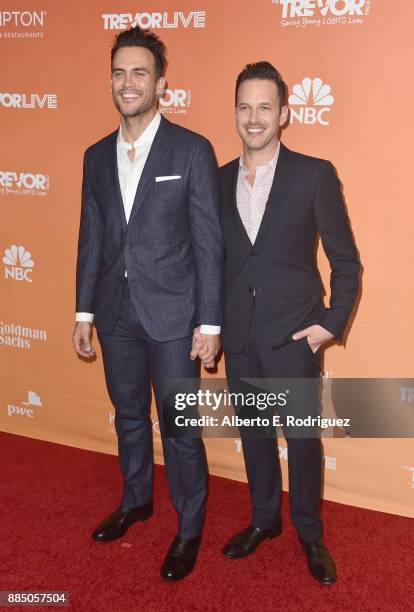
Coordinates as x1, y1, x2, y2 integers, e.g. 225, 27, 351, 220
292, 324, 334, 353
72, 322, 96, 359
190, 326, 220, 369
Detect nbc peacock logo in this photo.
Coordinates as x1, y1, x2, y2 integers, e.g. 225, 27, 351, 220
288, 77, 334, 126
3, 245, 34, 282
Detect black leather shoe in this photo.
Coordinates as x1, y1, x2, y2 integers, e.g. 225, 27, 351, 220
160, 535, 201, 581
223, 524, 281, 559
301, 539, 337, 584
92, 503, 153, 541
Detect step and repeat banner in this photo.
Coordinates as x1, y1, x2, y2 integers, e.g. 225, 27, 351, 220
1, 0, 413, 518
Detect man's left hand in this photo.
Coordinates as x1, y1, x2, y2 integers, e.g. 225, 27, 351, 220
292, 324, 334, 353
190, 327, 220, 368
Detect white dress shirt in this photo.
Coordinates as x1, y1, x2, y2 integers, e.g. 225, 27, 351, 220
76, 111, 219, 334
237, 141, 280, 244
118, 111, 161, 224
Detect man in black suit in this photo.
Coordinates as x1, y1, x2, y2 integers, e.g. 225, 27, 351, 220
72, 27, 223, 581
220, 62, 360, 584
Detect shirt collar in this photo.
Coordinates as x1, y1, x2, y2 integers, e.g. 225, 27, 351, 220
239, 140, 280, 176
118, 111, 161, 152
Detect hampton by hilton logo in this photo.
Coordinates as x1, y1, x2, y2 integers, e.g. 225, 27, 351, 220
0, 10, 47, 39
102, 11, 206, 30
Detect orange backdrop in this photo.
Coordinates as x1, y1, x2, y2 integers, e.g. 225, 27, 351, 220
1, 0, 413, 518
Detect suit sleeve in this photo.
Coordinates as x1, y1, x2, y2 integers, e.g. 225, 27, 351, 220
187, 138, 224, 326
75, 153, 105, 314
315, 161, 361, 341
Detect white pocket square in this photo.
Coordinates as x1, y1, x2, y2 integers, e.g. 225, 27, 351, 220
155, 175, 181, 182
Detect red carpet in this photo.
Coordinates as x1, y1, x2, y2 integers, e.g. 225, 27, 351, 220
1, 431, 413, 611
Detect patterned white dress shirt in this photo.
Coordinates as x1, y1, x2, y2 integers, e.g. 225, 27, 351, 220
237, 141, 280, 244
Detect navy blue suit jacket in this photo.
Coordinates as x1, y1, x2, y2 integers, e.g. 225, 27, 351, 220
76, 116, 223, 341
220, 144, 360, 353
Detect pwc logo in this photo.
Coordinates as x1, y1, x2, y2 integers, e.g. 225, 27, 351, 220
159, 88, 191, 115
3, 245, 34, 283
7, 390, 42, 418
288, 77, 334, 125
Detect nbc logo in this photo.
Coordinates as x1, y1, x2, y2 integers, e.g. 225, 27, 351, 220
288, 77, 334, 125
7, 390, 42, 418
3, 245, 34, 282
159, 88, 191, 115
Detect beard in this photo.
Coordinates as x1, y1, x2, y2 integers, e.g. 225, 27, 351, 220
113, 91, 157, 118
240, 126, 279, 152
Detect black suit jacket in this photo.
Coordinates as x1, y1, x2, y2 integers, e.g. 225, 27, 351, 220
76, 116, 223, 341
220, 143, 360, 353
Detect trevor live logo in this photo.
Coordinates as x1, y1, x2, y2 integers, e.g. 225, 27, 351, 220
159, 88, 191, 115
0, 171, 49, 196
0, 92, 57, 109
272, 0, 372, 28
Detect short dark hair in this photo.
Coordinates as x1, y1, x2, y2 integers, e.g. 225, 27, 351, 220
111, 26, 167, 79
235, 61, 286, 109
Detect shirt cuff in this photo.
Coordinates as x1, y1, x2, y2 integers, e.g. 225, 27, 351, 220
76, 312, 94, 323
200, 324, 221, 335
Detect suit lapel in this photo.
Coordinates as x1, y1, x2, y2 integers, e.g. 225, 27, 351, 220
228, 160, 253, 248
128, 116, 174, 227
254, 143, 291, 245
105, 130, 127, 230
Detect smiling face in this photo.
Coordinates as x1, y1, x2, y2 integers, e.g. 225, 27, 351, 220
236, 78, 288, 155
111, 46, 165, 118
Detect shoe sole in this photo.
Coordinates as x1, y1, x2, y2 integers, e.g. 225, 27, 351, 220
308, 565, 337, 585
160, 566, 196, 582
223, 528, 281, 559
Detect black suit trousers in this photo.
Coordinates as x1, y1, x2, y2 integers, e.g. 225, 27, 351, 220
224, 300, 323, 542
98, 280, 207, 540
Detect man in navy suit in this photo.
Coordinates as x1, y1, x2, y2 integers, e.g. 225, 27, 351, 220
72, 26, 223, 581
219, 62, 360, 584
